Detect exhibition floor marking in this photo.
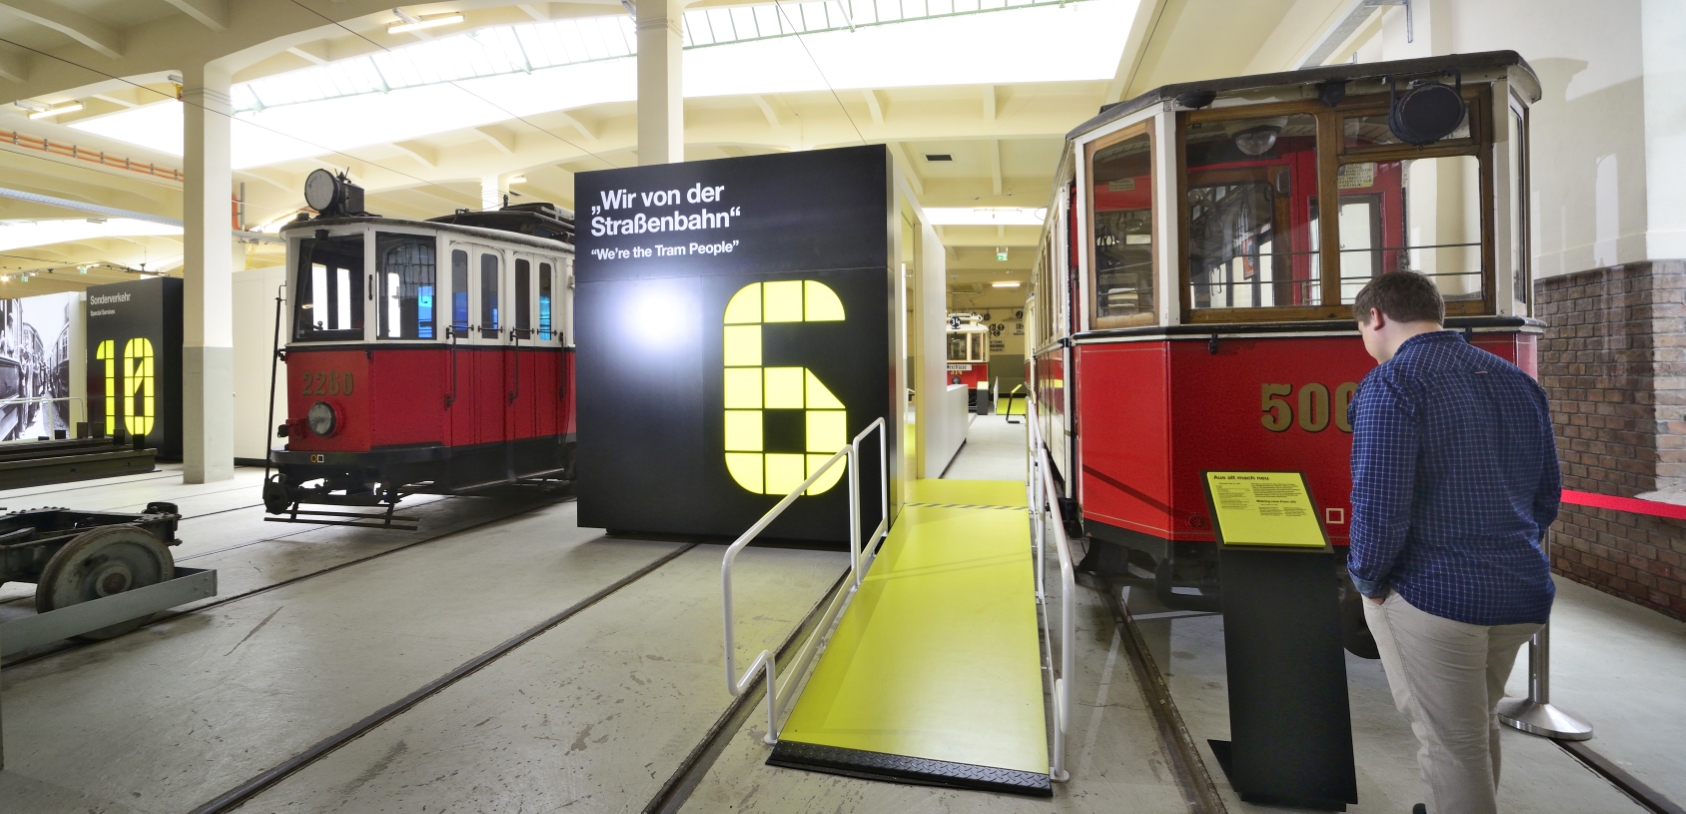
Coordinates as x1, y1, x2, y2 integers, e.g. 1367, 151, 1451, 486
770, 480, 1048, 794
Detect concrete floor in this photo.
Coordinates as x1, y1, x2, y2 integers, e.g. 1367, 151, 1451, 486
2, 425, 1680, 813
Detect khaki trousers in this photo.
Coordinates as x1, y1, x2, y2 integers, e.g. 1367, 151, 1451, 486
1363, 591, 1541, 814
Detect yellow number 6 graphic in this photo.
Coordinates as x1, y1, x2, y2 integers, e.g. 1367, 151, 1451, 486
723, 280, 846, 495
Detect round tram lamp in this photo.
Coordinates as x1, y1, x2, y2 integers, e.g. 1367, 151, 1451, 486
304, 169, 343, 214
1388, 78, 1467, 146
307, 401, 338, 437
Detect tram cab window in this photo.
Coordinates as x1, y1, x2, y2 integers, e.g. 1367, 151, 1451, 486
1333, 155, 1483, 305
450, 250, 470, 334
1089, 129, 1155, 328
294, 233, 365, 342
513, 258, 532, 338
1185, 113, 1320, 312
377, 234, 436, 340
480, 253, 501, 339
1508, 105, 1529, 310
1345, 108, 1471, 149
539, 262, 555, 341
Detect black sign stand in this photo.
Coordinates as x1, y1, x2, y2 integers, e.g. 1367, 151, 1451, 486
1201, 473, 1358, 810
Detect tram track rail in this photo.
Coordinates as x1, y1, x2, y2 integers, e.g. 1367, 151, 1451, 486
188, 541, 702, 814
0, 493, 565, 672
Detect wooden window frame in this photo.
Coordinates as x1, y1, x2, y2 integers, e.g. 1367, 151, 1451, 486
1178, 87, 1498, 324
1085, 121, 1158, 330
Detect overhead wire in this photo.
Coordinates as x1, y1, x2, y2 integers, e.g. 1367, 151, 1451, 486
771, 0, 867, 145
282, 0, 623, 171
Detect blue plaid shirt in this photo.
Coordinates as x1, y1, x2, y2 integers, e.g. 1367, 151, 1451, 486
1348, 331, 1559, 626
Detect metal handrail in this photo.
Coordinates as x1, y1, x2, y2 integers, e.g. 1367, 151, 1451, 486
1025, 397, 1075, 782
722, 417, 888, 745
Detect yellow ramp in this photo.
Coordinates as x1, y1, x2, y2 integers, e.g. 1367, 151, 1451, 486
769, 480, 1049, 796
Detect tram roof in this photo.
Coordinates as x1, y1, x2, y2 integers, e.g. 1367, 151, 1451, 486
279, 214, 575, 254
1070, 50, 1539, 141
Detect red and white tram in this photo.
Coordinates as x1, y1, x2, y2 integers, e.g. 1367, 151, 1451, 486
1027, 52, 1541, 614
264, 171, 576, 527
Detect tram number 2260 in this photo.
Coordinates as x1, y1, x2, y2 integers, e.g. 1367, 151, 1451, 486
1260, 382, 1359, 434
300, 371, 355, 396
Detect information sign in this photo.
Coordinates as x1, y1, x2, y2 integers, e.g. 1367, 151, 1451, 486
1201, 471, 1327, 548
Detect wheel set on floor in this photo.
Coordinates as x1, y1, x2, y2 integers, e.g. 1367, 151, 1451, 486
0, 503, 183, 642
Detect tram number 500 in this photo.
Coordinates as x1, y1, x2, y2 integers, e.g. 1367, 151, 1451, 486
1261, 382, 1359, 434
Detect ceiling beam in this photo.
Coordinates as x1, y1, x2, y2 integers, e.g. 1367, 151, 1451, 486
286, 45, 330, 66
983, 85, 996, 122
862, 89, 885, 126
473, 126, 518, 155
0, 45, 25, 83
90, 92, 137, 108
1104, 0, 1172, 103
518, 3, 551, 21
885, 140, 923, 198
159, 0, 228, 31
392, 139, 438, 168
555, 110, 598, 142
0, 0, 123, 59
751, 95, 780, 129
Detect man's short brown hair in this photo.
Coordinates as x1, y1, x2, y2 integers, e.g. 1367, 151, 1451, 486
1352, 270, 1444, 325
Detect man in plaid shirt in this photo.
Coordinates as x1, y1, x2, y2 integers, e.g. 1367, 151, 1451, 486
1348, 271, 1559, 814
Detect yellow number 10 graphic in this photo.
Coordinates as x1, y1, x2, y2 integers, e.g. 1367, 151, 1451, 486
723, 280, 847, 496
95, 337, 156, 436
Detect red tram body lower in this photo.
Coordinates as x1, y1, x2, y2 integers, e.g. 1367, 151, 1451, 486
1072, 329, 1536, 553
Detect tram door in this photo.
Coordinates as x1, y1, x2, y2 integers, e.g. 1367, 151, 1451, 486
509, 253, 540, 472
447, 246, 475, 451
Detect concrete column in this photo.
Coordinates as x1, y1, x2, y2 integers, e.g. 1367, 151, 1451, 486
636, 0, 684, 165
181, 64, 235, 483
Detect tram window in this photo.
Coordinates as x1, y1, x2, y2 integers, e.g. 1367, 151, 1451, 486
294, 233, 365, 342
451, 250, 469, 334
1345, 107, 1470, 149
377, 234, 436, 340
1089, 129, 1154, 328
514, 258, 532, 338
1334, 155, 1484, 305
539, 262, 554, 341
480, 253, 501, 339
1185, 114, 1320, 311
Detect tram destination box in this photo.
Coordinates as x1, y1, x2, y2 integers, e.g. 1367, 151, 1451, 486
574, 145, 896, 543
85, 277, 183, 459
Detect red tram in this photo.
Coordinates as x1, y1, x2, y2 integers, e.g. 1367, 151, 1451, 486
1027, 53, 1541, 612
264, 171, 577, 527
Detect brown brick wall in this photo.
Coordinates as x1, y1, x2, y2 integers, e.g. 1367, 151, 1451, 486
1536, 260, 1686, 620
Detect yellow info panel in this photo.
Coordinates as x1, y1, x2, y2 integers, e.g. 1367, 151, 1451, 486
722, 281, 848, 497
1203, 471, 1327, 548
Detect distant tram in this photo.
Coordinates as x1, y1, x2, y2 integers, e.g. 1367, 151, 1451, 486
1027, 52, 1541, 615
264, 171, 577, 528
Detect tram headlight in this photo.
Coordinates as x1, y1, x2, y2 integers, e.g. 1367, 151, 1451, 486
307, 401, 338, 437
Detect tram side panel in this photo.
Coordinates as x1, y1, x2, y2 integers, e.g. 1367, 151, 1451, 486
1078, 332, 1535, 558
285, 349, 375, 453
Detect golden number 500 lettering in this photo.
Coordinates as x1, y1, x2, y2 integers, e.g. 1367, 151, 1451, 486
1260, 382, 1360, 434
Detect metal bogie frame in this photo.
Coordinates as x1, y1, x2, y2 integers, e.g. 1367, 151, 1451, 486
721, 418, 888, 745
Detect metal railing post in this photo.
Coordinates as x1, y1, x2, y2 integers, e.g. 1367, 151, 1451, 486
1025, 398, 1073, 782
722, 418, 888, 745
1496, 533, 1592, 739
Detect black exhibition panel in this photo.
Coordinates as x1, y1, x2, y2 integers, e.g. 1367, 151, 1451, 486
1211, 544, 1359, 810
85, 278, 184, 460
574, 145, 896, 543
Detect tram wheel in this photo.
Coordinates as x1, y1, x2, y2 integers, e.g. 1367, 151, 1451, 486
35, 525, 175, 640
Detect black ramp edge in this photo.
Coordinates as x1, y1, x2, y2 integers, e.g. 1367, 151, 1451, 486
768, 740, 1052, 798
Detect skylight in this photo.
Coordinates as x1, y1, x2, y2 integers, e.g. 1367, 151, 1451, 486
71, 0, 1137, 170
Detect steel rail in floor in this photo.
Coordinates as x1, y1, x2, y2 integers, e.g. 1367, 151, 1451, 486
186, 541, 700, 814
